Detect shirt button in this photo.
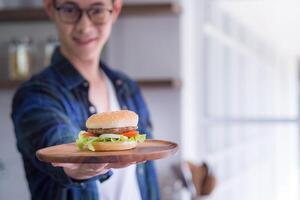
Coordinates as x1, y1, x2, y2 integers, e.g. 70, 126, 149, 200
116, 79, 123, 86
138, 168, 144, 175
80, 183, 86, 188
89, 106, 96, 114
83, 81, 89, 87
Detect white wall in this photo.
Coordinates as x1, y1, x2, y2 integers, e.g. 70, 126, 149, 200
188, 1, 300, 200
217, 0, 300, 58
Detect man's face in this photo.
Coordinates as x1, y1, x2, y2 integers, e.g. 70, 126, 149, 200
49, 0, 119, 62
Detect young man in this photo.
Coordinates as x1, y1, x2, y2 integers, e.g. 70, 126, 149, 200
11, 0, 160, 199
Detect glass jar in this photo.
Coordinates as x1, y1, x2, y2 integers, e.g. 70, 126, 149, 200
8, 37, 32, 80
44, 36, 58, 66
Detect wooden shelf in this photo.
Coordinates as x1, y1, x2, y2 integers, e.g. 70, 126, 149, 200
0, 3, 181, 22
137, 79, 181, 88
0, 80, 23, 89
0, 8, 47, 22
121, 3, 181, 16
0, 79, 181, 90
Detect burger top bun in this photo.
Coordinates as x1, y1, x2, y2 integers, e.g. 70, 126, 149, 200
86, 110, 138, 129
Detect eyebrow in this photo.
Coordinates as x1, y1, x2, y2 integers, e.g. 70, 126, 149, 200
57, 1, 106, 8
90, 3, 106, 7
55, 1, 77, 6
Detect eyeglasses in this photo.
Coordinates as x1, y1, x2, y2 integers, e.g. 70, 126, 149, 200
54, 2, 113, 25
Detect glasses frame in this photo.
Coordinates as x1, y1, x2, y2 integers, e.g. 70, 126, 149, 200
53, 2, 113, 25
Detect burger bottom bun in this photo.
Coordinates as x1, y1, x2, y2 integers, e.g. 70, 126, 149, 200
92, 141, 137, 151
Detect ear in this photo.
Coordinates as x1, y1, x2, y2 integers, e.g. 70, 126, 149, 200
112, 0, 123, 23
43, 0, 55, 20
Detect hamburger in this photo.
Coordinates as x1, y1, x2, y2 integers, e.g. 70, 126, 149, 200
76, 110, 146, 151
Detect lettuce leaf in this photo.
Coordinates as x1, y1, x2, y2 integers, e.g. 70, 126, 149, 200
75, 131, 146, 151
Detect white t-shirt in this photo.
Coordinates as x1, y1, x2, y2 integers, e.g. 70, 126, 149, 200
96, 73, 141, 200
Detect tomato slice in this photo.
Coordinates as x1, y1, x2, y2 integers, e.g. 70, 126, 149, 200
122, 130, 138, 138
82, 132, 96, 138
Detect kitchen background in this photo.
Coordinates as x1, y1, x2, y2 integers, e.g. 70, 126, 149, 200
0, 0, 299, 200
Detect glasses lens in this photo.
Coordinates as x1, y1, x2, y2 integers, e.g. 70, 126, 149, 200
58, 4, 80, 24
88, 6, 111, 24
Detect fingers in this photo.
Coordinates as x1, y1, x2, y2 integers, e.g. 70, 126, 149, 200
81, 163, 109, 174
52, 163, 108, 169
52, 163, 109, 176
106, 161, 143, 169
53, 163, 110, 180
52, 160, 147, 178
52, 163, 79, 170
107, 162, 135, 169
136, 160, 146, 164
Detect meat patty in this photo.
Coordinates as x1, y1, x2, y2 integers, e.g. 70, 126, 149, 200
88, 126, 137, 135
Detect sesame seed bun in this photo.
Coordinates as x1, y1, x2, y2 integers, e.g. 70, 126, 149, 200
86, 110, 138, 129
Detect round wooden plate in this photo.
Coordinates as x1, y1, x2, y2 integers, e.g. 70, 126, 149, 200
36, 139, 178, 163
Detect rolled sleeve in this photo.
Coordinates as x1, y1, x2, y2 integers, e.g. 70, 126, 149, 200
11, 84, 107, 188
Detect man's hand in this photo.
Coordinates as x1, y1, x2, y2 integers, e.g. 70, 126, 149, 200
52, 162, 137, 180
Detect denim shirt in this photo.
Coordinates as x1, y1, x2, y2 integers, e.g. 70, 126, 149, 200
11, 48, 160, 200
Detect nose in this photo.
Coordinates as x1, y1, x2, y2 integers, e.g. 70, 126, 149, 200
75, 12, 93, 35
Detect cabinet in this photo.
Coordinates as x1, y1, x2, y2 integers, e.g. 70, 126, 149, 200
0, 2, 181, 89
0, 3, 181, 22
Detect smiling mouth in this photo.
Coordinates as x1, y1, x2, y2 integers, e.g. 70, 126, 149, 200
73, 37, 97, 46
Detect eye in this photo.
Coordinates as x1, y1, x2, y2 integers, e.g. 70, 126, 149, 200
89, 6, 105, 15
60, 4, 78, 14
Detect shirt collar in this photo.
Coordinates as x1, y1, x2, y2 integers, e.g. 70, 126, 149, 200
50, 47, 125, 91
51, 47, 85, 90
50, 47, 131, 112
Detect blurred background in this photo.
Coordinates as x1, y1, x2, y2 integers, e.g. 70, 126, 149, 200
0, 0, 300, 199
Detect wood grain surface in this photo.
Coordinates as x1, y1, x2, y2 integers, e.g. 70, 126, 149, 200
36, 139, 178, 163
